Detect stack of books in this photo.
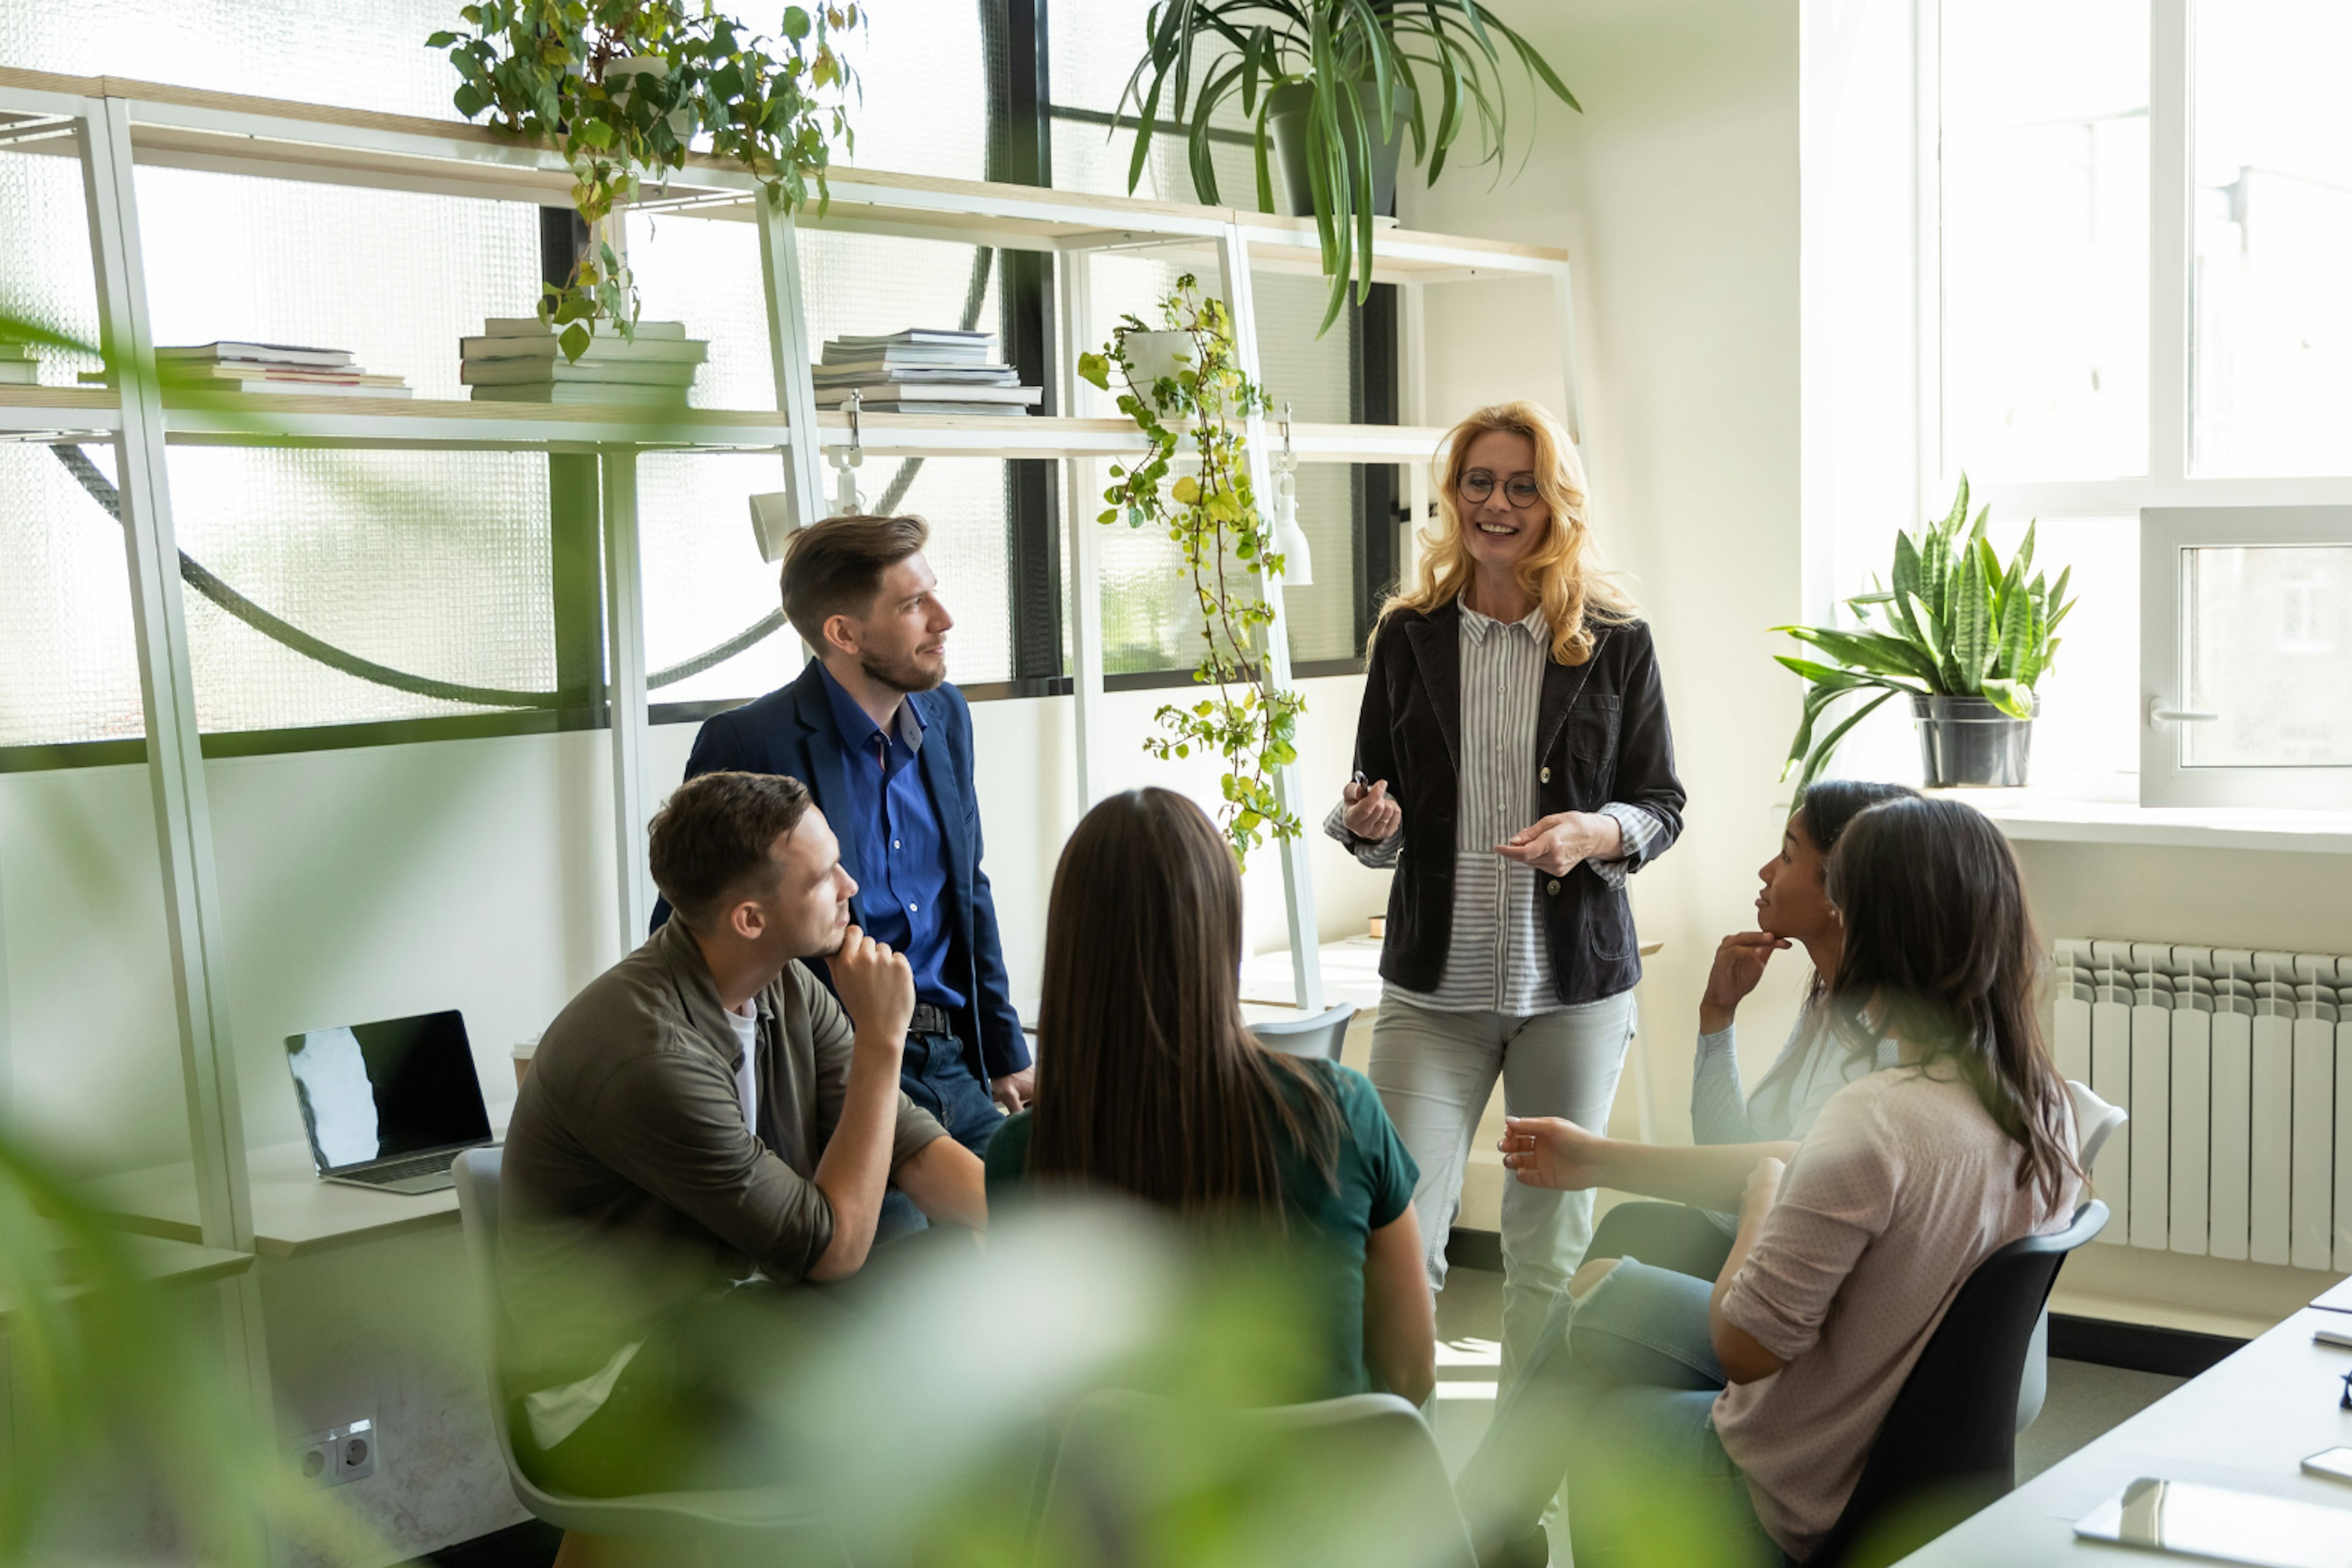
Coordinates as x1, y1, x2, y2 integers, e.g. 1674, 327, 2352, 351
0, 341, 36, 386
461, 318, 708, 404
81, 342, 413, 398
812, 330, 1040, 416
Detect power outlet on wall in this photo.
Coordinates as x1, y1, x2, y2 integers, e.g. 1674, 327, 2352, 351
293, 1418, 379, 1487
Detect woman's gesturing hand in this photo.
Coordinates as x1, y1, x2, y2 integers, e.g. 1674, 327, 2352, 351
1498, 1115, 1610, 1191
1698, 930, 1793, 1034
1496, 810, 1623, 876
1341, 777, 1402, 840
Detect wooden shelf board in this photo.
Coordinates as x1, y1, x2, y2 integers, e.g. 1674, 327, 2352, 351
0, 66, 1569, 277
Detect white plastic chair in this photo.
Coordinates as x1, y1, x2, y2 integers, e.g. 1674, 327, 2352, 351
450, 1148, 852, 1564
2013, 1081, 2128, 1433
1248, 1003, 1357, 1063
1031, 1387, 1475, 1568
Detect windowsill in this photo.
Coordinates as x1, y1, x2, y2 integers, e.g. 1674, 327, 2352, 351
1940, 785, 2352, 855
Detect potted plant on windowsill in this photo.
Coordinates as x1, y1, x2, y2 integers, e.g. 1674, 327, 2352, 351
1777, 477, 2076, 791
1079, 274, 1305, 865
429, 1, 859, 358
1116, 1, 1578, 333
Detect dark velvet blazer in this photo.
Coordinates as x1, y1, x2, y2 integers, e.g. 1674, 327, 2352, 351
1347, 602, 1686, 1006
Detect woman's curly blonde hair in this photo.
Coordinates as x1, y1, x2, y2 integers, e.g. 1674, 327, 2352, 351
1375, 399, 1635, 665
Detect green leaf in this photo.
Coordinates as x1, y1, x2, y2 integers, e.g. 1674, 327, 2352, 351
1777, 625, 1939, 684
1077, 351, 1110, 391
1793, 688, 1899, 793
1994, 571, 2032, 680
1951, 549, 1992, 690
558, 322, 592, 363
1981, 677, 2034, 719
1904, 591, 1945, 674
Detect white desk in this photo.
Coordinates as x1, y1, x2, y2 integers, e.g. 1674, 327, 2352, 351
83, 1106, 511, 1259
0, 1233, 254, 1319
1900, 1306, 2352, 1562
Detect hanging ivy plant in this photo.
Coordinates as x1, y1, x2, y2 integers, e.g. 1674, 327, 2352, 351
430, 0, 859, 359
1079, 274, 1306, 865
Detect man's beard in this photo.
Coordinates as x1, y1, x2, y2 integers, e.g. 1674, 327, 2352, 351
861, 645, 946, 693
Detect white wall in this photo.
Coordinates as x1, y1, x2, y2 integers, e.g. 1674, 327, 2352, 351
1403, 0, 1812, 1167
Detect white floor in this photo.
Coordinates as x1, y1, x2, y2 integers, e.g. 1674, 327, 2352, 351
1427, 1265, 2184, 1483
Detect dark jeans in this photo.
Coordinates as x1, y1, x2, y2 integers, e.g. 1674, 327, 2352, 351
879, 1030, 1003, 1241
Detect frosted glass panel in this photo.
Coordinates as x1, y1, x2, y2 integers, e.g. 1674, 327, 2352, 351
0, 146, 102, 383
2191, 1, 2352, 476
1940, 0, 2149, 480
0, 447, 143, 749
136, 165, 538, 401
2184, 545, 2352, 766
167, 449, 554, 733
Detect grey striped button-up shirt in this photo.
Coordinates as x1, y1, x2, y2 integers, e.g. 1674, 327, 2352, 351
1329, 604, 1660, 1015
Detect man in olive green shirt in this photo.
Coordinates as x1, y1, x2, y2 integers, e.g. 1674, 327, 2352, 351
499, 769, 986, 1497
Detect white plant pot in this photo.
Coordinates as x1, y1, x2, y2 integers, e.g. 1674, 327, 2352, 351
1119, 331, 1194, 402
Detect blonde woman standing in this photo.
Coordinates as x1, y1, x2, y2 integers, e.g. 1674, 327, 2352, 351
1329, 401, 1684, 1384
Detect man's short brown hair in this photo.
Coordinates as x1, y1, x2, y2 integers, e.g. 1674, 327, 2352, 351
648, 771, 812, 930
780, 513, 930, 646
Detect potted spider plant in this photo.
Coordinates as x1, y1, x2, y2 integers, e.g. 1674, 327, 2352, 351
430, 1, 859, 358
1777, 477, 2075, 791
1117, 1, 1578, 333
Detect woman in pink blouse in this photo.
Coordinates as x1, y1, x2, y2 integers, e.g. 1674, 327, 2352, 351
1457, 795, 2082, 1567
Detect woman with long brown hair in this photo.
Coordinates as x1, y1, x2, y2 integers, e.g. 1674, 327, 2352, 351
1460, 796, 2082, 1567
986, 788, 1436, 1403
1330, 399, 1686, 1386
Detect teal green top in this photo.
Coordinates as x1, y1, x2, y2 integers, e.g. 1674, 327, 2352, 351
986, 1058, 1419, 1396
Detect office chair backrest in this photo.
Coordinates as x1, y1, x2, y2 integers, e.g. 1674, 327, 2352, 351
1033, 1388, 1474, 1568
1803, 1197, 2109, 1568
450, 1148, 537, 1501
2014, 1085, 2126, 1436
1248, 1004, 1356, 1063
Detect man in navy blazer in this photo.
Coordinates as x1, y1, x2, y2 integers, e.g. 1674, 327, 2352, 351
658, 514, 1030, 1180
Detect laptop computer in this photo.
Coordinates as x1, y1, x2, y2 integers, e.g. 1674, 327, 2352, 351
283, 1010, 496, 1194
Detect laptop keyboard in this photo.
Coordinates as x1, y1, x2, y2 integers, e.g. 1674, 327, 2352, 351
344, 1150, 461, 1186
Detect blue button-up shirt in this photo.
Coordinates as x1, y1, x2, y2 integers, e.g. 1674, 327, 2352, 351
816, 664, 964, 1010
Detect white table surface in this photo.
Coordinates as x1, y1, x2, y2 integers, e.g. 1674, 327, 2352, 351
1898, 1306, 2352, 1562
83, 1104, 512, 1259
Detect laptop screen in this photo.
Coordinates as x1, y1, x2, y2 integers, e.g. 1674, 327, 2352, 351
284, 1010, 493, 1174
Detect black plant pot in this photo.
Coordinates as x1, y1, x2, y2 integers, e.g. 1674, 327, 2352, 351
1912, 695, 2037, 788
1267, 80, 1416, 220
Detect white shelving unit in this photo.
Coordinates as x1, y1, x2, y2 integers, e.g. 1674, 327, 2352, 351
0, 62, 1584, 1358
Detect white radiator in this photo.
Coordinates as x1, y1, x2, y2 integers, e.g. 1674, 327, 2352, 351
2053, 939, 2352, 1268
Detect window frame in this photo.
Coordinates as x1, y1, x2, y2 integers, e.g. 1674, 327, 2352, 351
1907, 0, 2352, 805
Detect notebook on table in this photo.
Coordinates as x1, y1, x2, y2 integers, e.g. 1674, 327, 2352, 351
282, 1010, 496, 1194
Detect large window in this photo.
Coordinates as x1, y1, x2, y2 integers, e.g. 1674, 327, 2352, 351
1819, 0, 2352, 805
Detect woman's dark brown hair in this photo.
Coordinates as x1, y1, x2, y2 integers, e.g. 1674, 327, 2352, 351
1823, 795, 2079, 1210
1028, 788, 1341, 1219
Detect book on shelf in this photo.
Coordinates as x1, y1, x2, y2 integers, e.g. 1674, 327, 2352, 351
176, 364, 409, 386
829, 329, 994, 349
154, 341, 355, 368
819, 343, 998, 368
78, 370, 413, 399
843, 401, 1031, 417
461, 357, 700, 387
0, 341, 36, 361
468, 382, 693, 405
0, 361, 37, 385
819, 382, 1040, 406
812, 364, 1020, 387
460, 334, 709, 364
478, 317, 688, 341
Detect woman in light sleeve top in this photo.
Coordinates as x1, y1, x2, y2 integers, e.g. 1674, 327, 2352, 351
1580, 780, 1918, 1280
1326, 400, 1686, 1388
1458, 795, 2084, 1568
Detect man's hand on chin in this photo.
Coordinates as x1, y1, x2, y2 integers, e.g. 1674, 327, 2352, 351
990, 1066, 1035, 1114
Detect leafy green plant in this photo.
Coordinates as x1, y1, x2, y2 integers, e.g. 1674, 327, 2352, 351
1118, 1, 1577, 331
1078, 275, 1305, 864
1776, 477, 2075, 791
430, 0, 859, 358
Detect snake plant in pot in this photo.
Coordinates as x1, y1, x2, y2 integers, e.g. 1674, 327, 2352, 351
1777, 478, 2075, 792
1117, 1, 1578, 333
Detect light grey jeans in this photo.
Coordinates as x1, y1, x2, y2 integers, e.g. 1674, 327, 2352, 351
1365, 990, 1637, 1385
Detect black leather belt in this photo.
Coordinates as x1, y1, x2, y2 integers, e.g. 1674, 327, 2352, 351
909, 1002, 954, 1036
